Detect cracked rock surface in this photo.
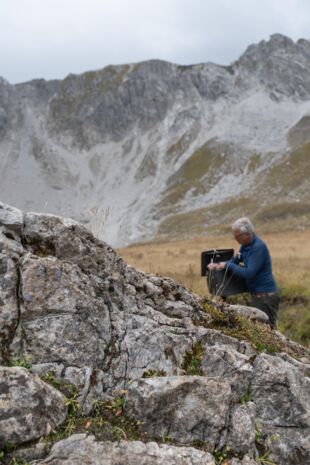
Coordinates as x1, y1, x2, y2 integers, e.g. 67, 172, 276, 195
0, 367, 67, 447
31, 435, 217, 465
0, 202, 310, 465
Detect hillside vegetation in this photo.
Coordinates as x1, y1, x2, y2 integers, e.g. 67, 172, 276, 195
118, 229, 310, 347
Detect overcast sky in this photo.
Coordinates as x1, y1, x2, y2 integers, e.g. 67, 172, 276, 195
1, 0, 309, 84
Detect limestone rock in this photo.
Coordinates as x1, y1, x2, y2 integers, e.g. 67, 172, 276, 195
125, 376, 231, 448
251, 353, 310, 464
6, 210, 206, 401
0, 202, 23, 235
0, 367, 67, 447
31, 434, 216, 465
225, 402, 256, 455
228, 457, 257, 465
200, 344, 254, 400
0, 205, 310, 465
225, 304, 269, 323
0, 251, 19, 362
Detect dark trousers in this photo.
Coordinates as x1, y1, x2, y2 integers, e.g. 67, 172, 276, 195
251, 293, 280, 329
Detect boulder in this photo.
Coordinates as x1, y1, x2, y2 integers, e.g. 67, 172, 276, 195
0, 367, 67, 447
225, 402, 256, 455
0, 202, 23, 235
251, 353, 310, 464
226, 304, 269, 323
125, 376, 231, 448
30, 434, 216, 465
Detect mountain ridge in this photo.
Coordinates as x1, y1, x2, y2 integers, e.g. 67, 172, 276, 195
0, 33, 309, 246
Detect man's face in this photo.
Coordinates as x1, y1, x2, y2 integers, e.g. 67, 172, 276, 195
233, 228, 252, 245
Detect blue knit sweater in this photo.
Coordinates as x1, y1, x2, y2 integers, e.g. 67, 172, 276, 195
225, 234, 277, 293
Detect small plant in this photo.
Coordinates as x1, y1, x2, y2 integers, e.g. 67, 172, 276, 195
41, 372, 80, 413
182, 341, 204, 375
213, 445, 233, 464
142, 369, 166, 378
92, 399, 106, 417
204, 302, 284, 354
256, 450, 277, 465
0, 443, 30, 465
239, 385, 253, 403
203, 302, 227, 324
9, 356, 32, 369
255, 423, 279, 465
110, 396, 126, 412
191, 439, 206, 449
109, 425, 128, 440
64, 393, 80, 416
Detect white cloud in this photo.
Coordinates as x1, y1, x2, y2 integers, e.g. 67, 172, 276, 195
1, 0, 310, 83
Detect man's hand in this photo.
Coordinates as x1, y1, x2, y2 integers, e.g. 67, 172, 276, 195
207, 261, 226, 271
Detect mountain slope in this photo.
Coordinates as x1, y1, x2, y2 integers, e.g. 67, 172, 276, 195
0, 34, 310, 246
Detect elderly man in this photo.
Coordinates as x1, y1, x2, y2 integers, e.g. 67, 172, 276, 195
208, 217, 280, 329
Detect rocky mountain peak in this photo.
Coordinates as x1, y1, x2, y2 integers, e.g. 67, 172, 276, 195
234, 34, 310, 98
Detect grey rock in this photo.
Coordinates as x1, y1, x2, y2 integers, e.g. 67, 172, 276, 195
0, 202, 23, 235
30, 434, 216, 465
0, 207, 309, 464
225, 402, 256, 455
0, 251, 19, 361
8, 442, 48, 464
251, 353, 310, 464
0, 228, 24, 256
226, 304, 269, 323
200, 344, 254, 400
0, 367, 67, 447
6, 211, 206, 400
125, 376, 231, 447
252, 353, 310, 426
31, 363, 65, 378
229, 457, 256, 465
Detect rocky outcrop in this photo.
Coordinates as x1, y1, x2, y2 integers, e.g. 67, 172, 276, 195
0, 202, 310, 465
125, 376, 231, 447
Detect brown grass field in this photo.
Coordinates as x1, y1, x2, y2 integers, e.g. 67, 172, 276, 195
118, 229, 310, 346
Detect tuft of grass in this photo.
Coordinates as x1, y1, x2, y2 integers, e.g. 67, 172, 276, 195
44, 395, 145, 447
279, 282, 309, 306
0, 443, 31, 465
182, 341, 204, 375
9, 357, 32, 370
203, 303, 283, 354
278, 304, 310, 347
41, 372, 80, 412
213, 445, 235, 464
239, 385, 253, 404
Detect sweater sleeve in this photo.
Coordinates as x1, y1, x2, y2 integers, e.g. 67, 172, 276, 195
225, 246, 265, 279
226, 250, 241, 266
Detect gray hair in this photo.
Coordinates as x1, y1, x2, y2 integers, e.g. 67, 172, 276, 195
231, 217, 254, 234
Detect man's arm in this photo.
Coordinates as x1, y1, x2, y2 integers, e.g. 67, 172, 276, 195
225, 247, 265, 279
207, 250, 241, 271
